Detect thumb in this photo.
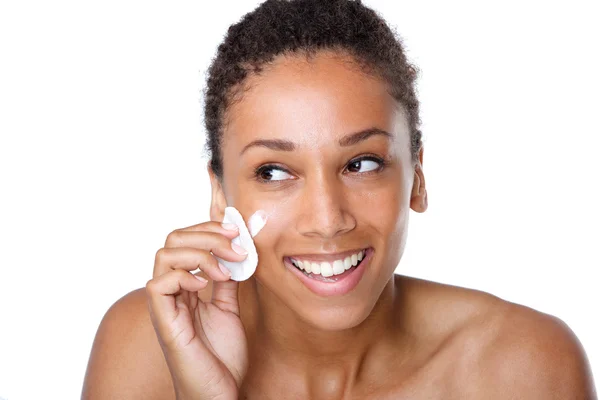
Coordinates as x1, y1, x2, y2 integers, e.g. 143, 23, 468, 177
211, 280, 240, 315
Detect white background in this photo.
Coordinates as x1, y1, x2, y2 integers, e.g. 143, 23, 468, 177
0, 0, 598, 398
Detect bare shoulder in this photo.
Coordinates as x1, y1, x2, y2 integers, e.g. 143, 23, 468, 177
471, 300, 596, 399
82, 288, 175, 399
400, 276, 597, 399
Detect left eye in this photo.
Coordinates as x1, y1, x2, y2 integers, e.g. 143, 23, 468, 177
346, 158, 381, 173
256, 166, 294, 181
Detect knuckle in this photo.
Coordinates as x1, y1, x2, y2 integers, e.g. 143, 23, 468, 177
165, 230, 183, 247
145, 278, 156, 292
154, 247, 167, 264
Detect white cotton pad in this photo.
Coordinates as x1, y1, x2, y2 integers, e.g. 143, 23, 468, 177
217, 206, 259, 281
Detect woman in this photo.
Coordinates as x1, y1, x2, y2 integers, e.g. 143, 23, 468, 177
82, 0, 596, 398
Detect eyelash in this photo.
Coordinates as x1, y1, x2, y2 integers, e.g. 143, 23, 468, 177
253, 155, 388, 183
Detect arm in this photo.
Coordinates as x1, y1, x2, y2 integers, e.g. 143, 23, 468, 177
81, 288, 175, 399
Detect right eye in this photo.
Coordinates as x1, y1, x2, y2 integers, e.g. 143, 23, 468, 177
255, 165, 294, 182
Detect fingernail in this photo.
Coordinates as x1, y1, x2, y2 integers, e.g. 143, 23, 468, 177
221, 223, 238, 231
194, 275, 208, 283
231, 242, 248, 255
218, 263, 231, 277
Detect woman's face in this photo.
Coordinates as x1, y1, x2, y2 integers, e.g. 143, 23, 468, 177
212, 50, 427, 330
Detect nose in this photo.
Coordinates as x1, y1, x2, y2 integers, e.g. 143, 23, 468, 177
295, 172, 356, 239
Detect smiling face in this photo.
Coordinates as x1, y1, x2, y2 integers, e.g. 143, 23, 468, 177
209, 50, 427, 331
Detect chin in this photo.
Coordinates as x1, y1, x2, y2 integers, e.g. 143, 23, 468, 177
295, 298, 380, 332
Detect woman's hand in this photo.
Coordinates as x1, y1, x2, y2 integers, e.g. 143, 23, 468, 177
146, 222, 249, 400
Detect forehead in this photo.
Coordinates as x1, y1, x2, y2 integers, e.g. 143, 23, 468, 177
223, 51, 409, 150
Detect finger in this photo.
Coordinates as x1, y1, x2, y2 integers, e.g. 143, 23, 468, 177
164, 230, 248, 263
153, 247, 232, 281
168, 221, 241, 242
146, 270, 208, 338
211, 280, 240, 316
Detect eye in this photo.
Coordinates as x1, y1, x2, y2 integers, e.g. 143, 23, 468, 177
255, 165, 294, 182
345, 156, 384, 174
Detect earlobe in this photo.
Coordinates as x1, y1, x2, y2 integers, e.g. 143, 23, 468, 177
208, 163, 227, 221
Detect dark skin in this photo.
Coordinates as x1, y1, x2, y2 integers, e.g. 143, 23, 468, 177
83, 50, 596, 399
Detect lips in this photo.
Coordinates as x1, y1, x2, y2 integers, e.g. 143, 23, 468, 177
288, 249, 365, 278
283, 248, 372, 296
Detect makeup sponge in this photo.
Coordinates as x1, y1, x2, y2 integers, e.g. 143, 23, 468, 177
217, 206, 259, 281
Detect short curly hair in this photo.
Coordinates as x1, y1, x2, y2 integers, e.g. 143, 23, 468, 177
203, 0, 422, 179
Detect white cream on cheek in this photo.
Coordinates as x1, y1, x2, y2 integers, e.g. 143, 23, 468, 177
248, 210, 268, 238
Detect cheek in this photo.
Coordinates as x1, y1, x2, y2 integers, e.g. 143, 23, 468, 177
351, 177, 407, 235
236, 197, 297, 260
350, 177, 409, 270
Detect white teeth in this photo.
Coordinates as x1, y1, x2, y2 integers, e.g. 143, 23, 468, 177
332, 260, 345, 275
343, 257, 352, 270
290, 250, 367, 276
304, 262, 312, 273
320, 262, 333, 277
311, 262, 321, 275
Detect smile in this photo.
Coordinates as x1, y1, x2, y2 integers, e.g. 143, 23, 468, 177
289, 249, 365, 277
284, 248, 372, 296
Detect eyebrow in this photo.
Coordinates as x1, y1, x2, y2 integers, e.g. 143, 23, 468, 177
240, 127, 392, 155
338, 127, 393, 147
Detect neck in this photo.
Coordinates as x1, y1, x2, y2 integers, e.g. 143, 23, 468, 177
239, 276, 412, 395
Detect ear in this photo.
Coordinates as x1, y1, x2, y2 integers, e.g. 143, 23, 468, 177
208, 163, 227, 222
410, 147, 428, 213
